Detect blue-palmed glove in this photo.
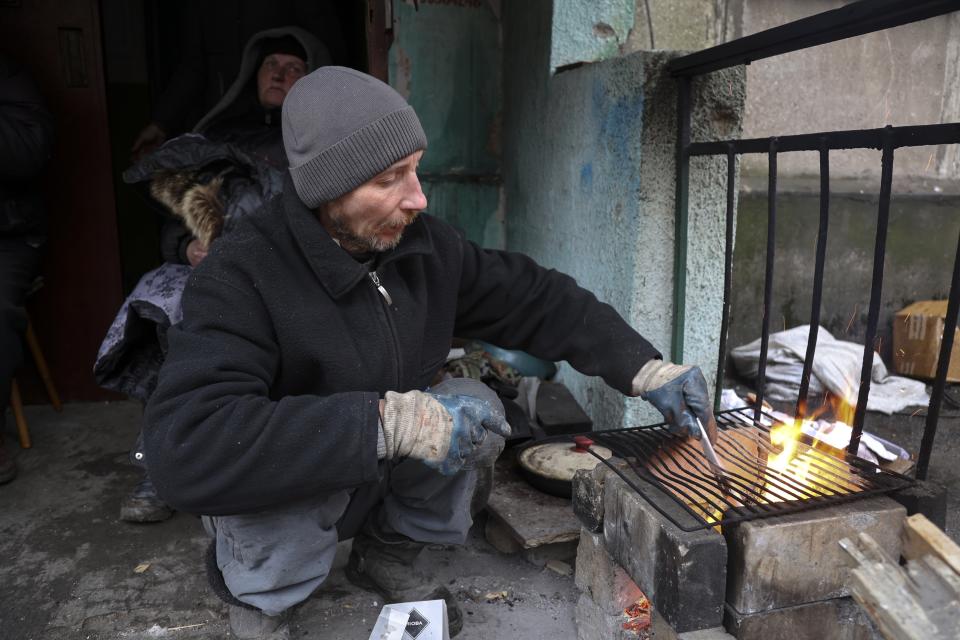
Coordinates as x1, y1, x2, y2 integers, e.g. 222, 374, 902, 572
632, 360, 718, 442
380, 381, 510, 475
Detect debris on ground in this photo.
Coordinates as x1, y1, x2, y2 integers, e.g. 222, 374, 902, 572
545, 559, 572, 577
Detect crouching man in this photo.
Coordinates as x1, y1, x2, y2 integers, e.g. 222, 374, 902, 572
144, 67, 718, 639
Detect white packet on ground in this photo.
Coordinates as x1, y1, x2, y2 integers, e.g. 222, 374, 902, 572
368, 599, 449, 640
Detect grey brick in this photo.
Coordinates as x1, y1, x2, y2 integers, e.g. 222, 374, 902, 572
483, 514, 522, 554
724, 598, 881, 640
677, 628, 736, 640
890, 480, 948, 529
576, 528, 647, 616
523, 539, 578, 567
725, 497, 906, 614
572, 463, 608, 532
575, 593, 649, 640
603, 473, 727, 633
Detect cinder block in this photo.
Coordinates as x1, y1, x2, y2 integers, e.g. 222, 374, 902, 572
890, 480, 948, 529
523, 539, 578, 567
724, 497, 906, 614
678, 628, 736, 640
484, 515, 522, 554
575, 593, 648, 640
576, 529, 646, 616
723, 598, 880, 640
572, 462, 609, 532
603, 473, 727, 633
649, 608, 736, 640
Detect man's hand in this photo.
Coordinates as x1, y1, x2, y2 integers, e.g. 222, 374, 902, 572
381, 382, 510, 475
632, 360, 718, 443
186, 239, 208, 267
131, 122, 167, 162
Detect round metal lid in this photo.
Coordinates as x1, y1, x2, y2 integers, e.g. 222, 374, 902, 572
518, 436, 613, 482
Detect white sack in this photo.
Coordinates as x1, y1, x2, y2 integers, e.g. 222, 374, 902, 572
730, 325, 929, 415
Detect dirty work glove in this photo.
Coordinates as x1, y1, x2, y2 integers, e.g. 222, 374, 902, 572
632, 360, 718, 442
381, 389, 510, 475
430, 377, 509, 470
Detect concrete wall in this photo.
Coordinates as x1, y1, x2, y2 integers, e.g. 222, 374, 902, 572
727, 2, 960, 369
550, 0, 736, 71
503, 0, 744, 429
558, 0, 960, 184
728, 186, 960, 368
389, 0, 504, 248
739, 1, 960, 184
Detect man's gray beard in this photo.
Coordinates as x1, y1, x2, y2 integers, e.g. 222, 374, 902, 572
329, 211, 415, 254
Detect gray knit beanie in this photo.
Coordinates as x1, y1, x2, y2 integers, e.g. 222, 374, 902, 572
282, 66, 427, 207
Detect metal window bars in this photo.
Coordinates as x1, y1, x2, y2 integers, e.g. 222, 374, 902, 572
667, 0, 960, 480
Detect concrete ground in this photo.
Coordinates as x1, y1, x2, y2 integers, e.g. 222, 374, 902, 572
2, 396, 957, 639
0, 401, 578, 640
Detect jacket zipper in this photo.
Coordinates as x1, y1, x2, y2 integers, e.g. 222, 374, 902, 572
368, 271, 393, 306
369, 270, 402, 386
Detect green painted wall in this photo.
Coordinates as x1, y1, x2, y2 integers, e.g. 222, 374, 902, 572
389, 0, 503, 248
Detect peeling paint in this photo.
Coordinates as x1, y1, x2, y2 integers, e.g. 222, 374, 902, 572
550, 0, 635, 72
392, 45, 412, 99
593, 22, 617, 39
390, 0, 502, 247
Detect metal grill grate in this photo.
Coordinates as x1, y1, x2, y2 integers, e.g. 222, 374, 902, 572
574, 407, 914, 531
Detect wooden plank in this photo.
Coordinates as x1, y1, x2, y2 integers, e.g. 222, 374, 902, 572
904, 557, 960, 634
920, 555, 960, 599
841, 535, 941, 640
485, 457, 580, 549
902, 513, 960, 576
840, 531, 960, 640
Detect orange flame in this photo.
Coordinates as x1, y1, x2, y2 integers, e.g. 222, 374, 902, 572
764, 385, 860, 501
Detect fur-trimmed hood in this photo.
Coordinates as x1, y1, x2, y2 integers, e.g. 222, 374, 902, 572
192, 26, 331, 135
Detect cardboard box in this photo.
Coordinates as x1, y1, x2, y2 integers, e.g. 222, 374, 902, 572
892, 300, 960, 382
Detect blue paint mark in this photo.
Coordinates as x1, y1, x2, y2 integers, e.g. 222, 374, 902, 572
580, 163, 593, 191
590, 71, 645, 201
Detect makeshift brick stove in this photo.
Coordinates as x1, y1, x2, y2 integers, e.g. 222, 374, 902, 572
569, 407, 912, 640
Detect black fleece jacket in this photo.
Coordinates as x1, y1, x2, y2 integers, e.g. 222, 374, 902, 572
144, 175, 660, 515
0, 55, 54, 238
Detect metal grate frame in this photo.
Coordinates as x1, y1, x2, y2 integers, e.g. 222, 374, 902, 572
568, 407, 914, 532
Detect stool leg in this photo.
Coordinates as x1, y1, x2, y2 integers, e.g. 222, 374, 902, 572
25, 321, 62, 412
10, 379, 31, 449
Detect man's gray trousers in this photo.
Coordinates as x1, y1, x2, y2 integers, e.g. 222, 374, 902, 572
202, 458, 477, 616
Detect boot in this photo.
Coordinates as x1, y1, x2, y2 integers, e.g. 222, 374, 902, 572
0, 439, 16, 485
228, 605, 290, 640
120, 474, 174, 522
345, 525, 464, 637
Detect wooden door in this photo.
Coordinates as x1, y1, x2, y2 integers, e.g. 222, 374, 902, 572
1, 0, 123, 401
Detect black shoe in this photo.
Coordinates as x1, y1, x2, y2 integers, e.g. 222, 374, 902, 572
228, 605, 290, 639
120, 476, 173, 522
345, 531, 464, 637
0, 441, 16, 485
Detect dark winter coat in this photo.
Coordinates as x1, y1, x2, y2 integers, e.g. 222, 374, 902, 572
144, 174, 661, 516
0, 54, 54, 240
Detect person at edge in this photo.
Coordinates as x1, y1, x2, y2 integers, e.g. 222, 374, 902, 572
95, 27, 329, 523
